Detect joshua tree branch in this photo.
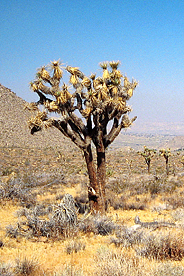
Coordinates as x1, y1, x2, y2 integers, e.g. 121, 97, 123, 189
36, 91, 52, 105
104, 115, 137, 148
69, 112, 86, 134
52, 119, 86, 150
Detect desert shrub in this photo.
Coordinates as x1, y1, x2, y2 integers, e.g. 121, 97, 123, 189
164, 194, 184, 209
0, 178, 36, 207
94, 247, 149, 276
106, 176, 131, 194
16, 204, 52, 218
138, 230, 184, 260
111, 226, 144, 248
14, 257, 39, 276
148, 174, 182, 195
113, 200, 146, 211
51, 194, 78, 237
152, 261, 184, 276
79, 215, 116, 236
6, 224, 20, 239
106, 191, 147, 211
105, 190, 124, 210
6, 194, 78, 239
65, 240, 86, 254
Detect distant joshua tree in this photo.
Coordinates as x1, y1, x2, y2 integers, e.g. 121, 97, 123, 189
138, 146, 156, 173
159, 148, 171, 175
181, 155, 184, 167
25, 60, 138, 213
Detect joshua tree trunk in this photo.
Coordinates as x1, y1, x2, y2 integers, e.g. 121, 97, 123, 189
83, 145, 99, 212
147, 160, 151, 174
83, 137, 106, 213
96, 145, 106, 213
166, 157, 169, 175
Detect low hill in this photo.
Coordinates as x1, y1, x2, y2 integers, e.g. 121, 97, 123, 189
0, 84, 71, 149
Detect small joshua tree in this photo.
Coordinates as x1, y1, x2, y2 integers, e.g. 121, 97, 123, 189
25, 60, 137, 213
159, 148, 171, 175
138, 146, 156, 173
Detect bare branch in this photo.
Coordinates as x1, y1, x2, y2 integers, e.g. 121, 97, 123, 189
104, 115, 137, 148
52, 119, 86, 150
36, 91, 52, 105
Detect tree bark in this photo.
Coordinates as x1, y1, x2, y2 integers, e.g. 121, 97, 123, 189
83, 145, 99, 212
166, 157, 169, 175
96, 144, 106, 214
83, 143, 106, 214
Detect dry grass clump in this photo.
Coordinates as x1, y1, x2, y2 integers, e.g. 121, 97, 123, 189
138, 229, 184, 261
152, 261, 184, 276
14, 257, 39, 276
94, 247, 149, 276
54, 264, 84, 276
65, 239, 86, 254
0, 262, 13, 276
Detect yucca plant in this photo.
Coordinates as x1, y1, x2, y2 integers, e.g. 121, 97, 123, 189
26, 60, 138, 213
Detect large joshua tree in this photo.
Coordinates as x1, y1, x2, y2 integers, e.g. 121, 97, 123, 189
26, 60, 138, 213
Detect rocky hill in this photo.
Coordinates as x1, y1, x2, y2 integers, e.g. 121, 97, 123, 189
0, 84, 71, 149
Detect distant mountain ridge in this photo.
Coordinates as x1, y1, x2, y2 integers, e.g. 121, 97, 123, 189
128, 121, 184, 136
0, 84, 183, 151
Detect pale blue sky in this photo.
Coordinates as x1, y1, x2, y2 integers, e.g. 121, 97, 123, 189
1, 0, 184, 127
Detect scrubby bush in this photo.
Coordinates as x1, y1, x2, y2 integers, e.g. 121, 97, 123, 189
164, 193, 184, 209
79, 215, 116, 235
111, 226, 144, 248
0, 177, 36, 207
14, 257, 39, 276
6, 194, 78, 239
138, 230, 184, 261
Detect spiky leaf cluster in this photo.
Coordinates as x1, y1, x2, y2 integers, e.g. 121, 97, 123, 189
159, 149, 171, 159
